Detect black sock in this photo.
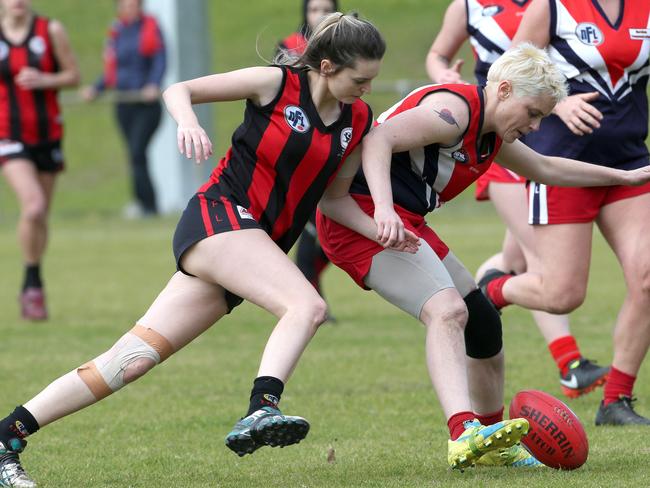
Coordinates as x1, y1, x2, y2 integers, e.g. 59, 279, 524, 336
0, 406, 40, 450
23, 264, 42, 290
246, 376, 284, 416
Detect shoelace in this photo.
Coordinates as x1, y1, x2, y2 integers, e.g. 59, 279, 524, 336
0, 453, 28, 480
620, 395, 638, 407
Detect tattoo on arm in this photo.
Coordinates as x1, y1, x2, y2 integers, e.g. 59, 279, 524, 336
434, 108, 460, 128
436, 54, 450, 66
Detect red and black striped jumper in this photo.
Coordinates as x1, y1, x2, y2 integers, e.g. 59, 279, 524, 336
0, 15, 63, 171
173, 65, 373, 310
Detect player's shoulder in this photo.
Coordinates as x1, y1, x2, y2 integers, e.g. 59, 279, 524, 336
420, 88, 472, 133
45, 17, 66, 35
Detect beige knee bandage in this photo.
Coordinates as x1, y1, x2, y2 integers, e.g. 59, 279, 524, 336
77, 325, 174, 400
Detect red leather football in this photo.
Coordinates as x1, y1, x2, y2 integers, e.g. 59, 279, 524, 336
509, 389, 588, 469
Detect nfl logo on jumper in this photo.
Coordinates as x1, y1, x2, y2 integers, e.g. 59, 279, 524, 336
575, 23, 603, 46
284, 105, 311, 133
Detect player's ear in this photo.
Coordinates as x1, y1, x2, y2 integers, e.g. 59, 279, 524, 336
320, 59, 336, 76
498, 80, 513, 101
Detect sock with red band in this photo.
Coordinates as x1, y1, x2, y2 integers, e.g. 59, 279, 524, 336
603, 367, 635, 406
475, 407, 504, 427
447, 411, 476, 440
486, 275, 513, 309
548, 335, 582, 376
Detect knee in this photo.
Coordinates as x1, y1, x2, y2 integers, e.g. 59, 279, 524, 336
543, 287, 585, 314
306, 296, 329, 329
640, 272, 650, 298
437, 300, 469, 332
464, 289, 503, 359
626, 263, 650, 301
21, 197, 48, 223
287, 295, 328, 332
123, 357, 158, 384
77, 326, 173, 400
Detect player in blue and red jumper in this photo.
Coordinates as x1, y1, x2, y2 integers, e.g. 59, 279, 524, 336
480, 0, 650, 426
426, 0, 610, 399
0, 0, 80, 321
318, 43, 650, 469
82, 0, 166, 217
0, 13, 409, 487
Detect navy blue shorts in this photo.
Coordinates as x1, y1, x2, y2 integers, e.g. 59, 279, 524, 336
0, 139, 64, 172
173, 184, 262, 312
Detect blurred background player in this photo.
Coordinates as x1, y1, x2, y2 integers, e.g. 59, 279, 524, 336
480, 0, 650, 425
425, 0, 609, 399
279, 0, 339, 321
0, 13, 400, 487
81, 0, 166, 218
0, 0, 80, 320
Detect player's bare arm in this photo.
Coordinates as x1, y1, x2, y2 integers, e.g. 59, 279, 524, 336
425, 0, 468, 83
319, 147, 418, 253
164, 67, 283, 163
167, 66, 284, 106
48, 20, 80, 87
361, 92, 467, 245
511, 0, 551, 47
498, 140, 650, 187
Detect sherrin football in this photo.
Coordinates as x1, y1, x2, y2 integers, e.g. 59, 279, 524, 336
509, 389, 588, 470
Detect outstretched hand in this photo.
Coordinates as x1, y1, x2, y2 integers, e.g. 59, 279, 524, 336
177, 124, 213, 163
553, 92, 603, 136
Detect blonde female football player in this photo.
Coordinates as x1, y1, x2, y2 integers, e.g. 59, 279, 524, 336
318, 43, 650, 468
425, 0, 609, 399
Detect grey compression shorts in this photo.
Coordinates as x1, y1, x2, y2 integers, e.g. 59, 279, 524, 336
364, 242, 476, 318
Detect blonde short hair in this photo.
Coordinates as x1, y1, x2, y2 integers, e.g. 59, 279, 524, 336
487, 43, 568, 103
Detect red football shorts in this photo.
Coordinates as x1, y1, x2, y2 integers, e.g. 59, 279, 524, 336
316, 194, 449, 289
528, 180, 650, 225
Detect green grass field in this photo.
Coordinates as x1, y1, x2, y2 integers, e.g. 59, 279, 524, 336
1, 1, 650, 487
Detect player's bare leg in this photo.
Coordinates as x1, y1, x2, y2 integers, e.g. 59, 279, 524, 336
2, 160, 56, 320
0, 273, 227, 488
419, 288, 473, 418
595, 194, 650, 425
182, 229, 325, 454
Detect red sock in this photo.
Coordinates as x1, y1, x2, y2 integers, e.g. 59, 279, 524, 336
475, 407, 504, 426
447, 411, 476, 440
486, 275, 513, 309
548, 335, 582, 376
603, 367, 635, 406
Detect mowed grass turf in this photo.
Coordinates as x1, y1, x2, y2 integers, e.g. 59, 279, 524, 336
2, 208, 649, 487
1, 1, 650, 487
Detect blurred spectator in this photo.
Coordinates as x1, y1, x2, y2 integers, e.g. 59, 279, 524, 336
0, 0, 80, 320
81, 0, 166, 218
